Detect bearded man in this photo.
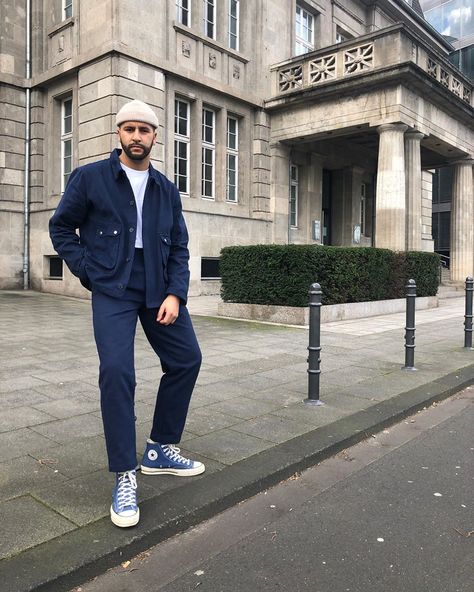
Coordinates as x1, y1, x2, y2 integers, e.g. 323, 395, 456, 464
49, 100, 204, 528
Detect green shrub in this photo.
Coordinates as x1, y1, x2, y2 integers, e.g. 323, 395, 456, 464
220, 245, 440, 307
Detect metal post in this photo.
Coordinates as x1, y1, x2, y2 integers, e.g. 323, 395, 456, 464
464, 276, 473, 349
305, 283, 324, 406
402, 279, 417, 371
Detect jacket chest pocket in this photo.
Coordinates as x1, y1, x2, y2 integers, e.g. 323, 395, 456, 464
93, 226, 121, 269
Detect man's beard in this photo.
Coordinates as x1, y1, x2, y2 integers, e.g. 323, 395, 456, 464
121, 141, 153, 161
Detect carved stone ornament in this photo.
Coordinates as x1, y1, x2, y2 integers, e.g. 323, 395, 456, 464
278, 64, 303, 92
233, 64, 240, 79
209, 53, 217, 69
182, 40, 191, 57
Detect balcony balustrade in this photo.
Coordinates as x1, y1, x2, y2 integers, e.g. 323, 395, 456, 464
271, 24, 473, 108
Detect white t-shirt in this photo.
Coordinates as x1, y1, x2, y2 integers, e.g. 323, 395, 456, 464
120, 163, 149, 249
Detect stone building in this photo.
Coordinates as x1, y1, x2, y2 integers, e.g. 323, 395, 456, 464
419, 0, 473, 267
0, 0, 473, 298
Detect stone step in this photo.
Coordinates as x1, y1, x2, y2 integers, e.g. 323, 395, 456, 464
437, 285, 464, 299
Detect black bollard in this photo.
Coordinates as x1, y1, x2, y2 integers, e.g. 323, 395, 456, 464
305, 283, 324, 406
464, 276, 474, 349
402, 279, 417, 371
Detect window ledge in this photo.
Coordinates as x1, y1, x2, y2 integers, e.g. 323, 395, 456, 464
173, 22, 249, 63
48, 17, 75, 38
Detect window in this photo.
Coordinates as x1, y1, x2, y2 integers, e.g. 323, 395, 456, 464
226, 116, 238, 202
203, 0, 216, 38
174, 99, 190, 194
202, 108, 215, 199
46, 256, 63, 279
63, 0, 73, 20
176, 0, 191, 26
424, 0, 474, 40
295, 4, 314, 55
201, 257, 221, 278
360, 183, 366, 235
289, 164, 298, 227
61, 97, 73, 192
229, 0, 239, 50
336, 28, 351, 44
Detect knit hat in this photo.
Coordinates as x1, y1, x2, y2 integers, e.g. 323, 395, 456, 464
116, 99, 159, 129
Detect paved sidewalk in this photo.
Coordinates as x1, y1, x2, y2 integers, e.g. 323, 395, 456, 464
0, 290, 473, 592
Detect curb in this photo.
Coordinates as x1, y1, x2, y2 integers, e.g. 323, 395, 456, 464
3, 363, 474, 592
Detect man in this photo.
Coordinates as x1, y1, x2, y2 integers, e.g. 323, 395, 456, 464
49, 99, 204, 528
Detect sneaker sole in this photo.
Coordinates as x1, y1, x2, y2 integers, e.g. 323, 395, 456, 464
140, 464, 205, 477
110, 505, 140, 528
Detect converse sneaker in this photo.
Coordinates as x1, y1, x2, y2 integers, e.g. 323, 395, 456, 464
110, 470, 139, 527
140, 440, 205, 476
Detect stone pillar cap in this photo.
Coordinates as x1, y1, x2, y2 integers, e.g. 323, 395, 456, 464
377, 123, 409, 134
405, 130, 425, 139
451, 158, 474, 166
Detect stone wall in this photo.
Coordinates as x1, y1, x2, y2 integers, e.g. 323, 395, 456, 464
0, 85, 25, 288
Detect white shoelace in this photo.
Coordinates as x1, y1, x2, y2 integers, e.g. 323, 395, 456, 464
116, 470, 137, 511
162, 444, 191, 466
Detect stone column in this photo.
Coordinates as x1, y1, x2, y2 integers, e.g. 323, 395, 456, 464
375, 123, 408, 250
405, 131, 424, 251
307, 153, 323, 243
451, 159, 474, 282
270, 142, 291, 243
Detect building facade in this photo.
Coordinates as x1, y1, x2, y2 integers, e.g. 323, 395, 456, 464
419, 0, 473, 266
1, 0, 473, 298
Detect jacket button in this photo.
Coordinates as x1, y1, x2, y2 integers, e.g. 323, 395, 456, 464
130, 200, 134, 206
118, 284, 124, 290
113, 230, 118, 235
129, 227, 135, 233
126, 257, 131, 262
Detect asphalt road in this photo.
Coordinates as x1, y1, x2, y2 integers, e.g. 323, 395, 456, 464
73, 388, 474, 592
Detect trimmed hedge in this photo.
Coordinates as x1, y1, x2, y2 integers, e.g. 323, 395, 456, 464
220, 245, 440, 307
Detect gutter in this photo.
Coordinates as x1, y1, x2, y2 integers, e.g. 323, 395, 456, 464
23, 0, 31, 289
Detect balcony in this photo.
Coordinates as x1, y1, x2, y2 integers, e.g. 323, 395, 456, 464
269, 24, 473, 109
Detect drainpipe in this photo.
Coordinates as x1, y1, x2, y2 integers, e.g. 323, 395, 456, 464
288, 149, 292, 245
22, 0, 32, 289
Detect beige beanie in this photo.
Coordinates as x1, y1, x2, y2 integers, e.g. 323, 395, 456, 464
116, 99, 159, 129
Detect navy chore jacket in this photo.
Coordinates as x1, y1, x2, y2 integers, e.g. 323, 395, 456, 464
49, 149, 190, 307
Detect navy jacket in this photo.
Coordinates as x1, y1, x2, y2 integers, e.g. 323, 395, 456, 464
49, 149, 190, 307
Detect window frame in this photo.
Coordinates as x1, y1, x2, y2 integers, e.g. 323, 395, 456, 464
46, 255, 64, 280
226, 115, 239, 203
60, 96, 73, 193
63, 0, 73, 20
203, 0, 216, 39
201, 107, 216, 200
295, 4, 314, 56
228, 0, 239, 50
289, 164, 299, 228
176, 0, 191, 26
174, 98, 191, 195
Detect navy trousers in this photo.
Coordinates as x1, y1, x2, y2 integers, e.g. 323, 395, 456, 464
91, 249, 202, 473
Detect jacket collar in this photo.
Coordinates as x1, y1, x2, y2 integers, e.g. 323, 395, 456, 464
110, 148, 161, 184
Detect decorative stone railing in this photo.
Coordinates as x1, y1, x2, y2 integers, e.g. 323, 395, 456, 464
272, 24, 473, 108
426, 55, 471, 104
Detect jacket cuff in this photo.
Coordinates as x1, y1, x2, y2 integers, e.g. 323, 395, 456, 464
166, 290, 187, 306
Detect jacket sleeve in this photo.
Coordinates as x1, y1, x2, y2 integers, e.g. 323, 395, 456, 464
166, 185, 190, 305
49, 168, 89, 283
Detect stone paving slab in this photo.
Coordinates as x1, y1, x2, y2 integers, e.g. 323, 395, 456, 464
1, 291, 474, 591
0, 495, 76, 561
